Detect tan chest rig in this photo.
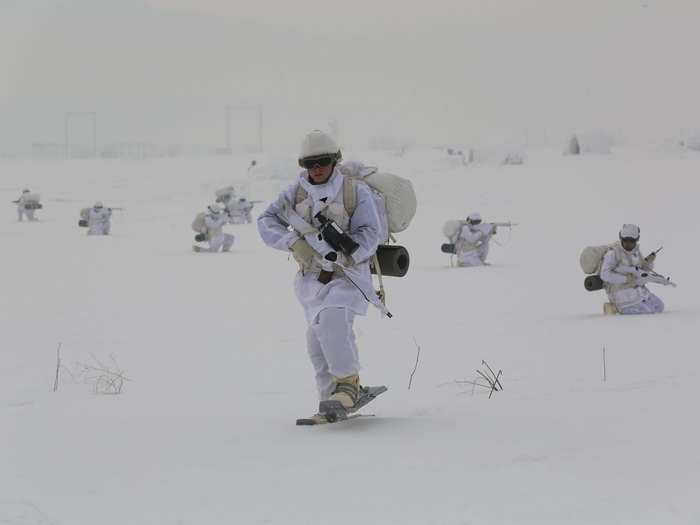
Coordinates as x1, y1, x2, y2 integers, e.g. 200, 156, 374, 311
605, 244, 644, 294
294, 182, 353, 276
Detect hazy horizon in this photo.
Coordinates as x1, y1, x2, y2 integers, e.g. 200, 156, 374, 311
2, 0, 699, 154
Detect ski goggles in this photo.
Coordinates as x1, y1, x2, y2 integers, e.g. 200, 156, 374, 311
300, 155, 335, 169
620, 237, 638, 248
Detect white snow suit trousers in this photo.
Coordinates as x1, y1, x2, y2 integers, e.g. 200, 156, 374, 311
17, 208, 35, 222
618, 292, 664, 314
207, 233, 234, 252
457, 251, 486, 267
88, 223, 110, 235
306, 307, 360, 401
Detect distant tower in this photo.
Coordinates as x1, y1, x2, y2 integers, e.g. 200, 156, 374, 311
565, 135, 581, 155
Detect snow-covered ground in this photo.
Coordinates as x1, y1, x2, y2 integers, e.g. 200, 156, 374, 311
2, 147, 699, 524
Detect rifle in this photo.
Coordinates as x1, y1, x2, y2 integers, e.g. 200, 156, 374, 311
635, 268, 677, 288
12, 200, 42, 209
277, 200, 392, 317
585, 266, 676, 292
489, 222, 518, 228
645, 246, 662, 262
314, 212, 360, 257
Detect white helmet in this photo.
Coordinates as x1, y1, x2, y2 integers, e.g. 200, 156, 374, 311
94, 201, 104, 209
298, 130, 341, 167
619, 223, 640, 240
467, 212, 482, 224
208, 203, 222, 214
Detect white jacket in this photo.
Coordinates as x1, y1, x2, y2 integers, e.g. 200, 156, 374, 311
204, 213, 230, 239
258, 168, 382, 323
600, 243, 654, 309
87, 208, 112, 234
457, 223, 495, 263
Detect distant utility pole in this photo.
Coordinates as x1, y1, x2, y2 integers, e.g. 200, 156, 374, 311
225, 105, 263, 153
65, 112, 97, 158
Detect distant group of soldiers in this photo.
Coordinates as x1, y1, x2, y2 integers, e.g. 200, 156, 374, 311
191, 185, 258, 253
14, 190, 112, 235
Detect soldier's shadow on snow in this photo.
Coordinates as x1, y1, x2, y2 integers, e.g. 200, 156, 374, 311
546, 308, 693, 322
544, 312, 606, 322
317, 416, 420, 433
418, 263, 515, 273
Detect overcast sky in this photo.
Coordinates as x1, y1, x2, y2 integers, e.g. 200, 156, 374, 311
1, 0, 699, 153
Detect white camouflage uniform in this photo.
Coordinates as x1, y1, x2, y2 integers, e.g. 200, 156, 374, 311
258, 167, 381, 400
16, 191, 37, 222
87, 207, 112, 235
599, 242, 664, 314
456, 220, 496, 267
202, 211, 235, 252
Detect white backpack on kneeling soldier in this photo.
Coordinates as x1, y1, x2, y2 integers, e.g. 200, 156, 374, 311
580, 243, 619, 313
580, 243, 617, 292
442, 220, 466, 244
191, 212, 209, 242
78, 207, 90, 227
215, 186, 235, 203
580, 243, 617, 275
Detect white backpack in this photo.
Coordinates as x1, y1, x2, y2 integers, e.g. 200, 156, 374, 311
442, 220, 466, 243
295, 161, 417, 244
191, 212, 207, 234
215, 186, 235, 202
24, 193, 41, 204
580, 243, 616, 274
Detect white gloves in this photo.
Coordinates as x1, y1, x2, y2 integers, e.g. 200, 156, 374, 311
281, 200, 356, 270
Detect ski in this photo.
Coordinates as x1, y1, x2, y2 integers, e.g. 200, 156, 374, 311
296, 385, 387, 426
296, 413, 374, 426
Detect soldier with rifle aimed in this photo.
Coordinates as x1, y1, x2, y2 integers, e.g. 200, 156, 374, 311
441, 212, 518, 267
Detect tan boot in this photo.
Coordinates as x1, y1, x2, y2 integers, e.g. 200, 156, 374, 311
329, 374, 360, 409
296, 413, 330, 425
603, 302, 618, 315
